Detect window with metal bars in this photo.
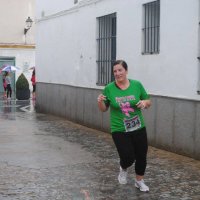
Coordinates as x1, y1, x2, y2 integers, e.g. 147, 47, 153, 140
96, 13, 116, 86
142, 0, 160, 54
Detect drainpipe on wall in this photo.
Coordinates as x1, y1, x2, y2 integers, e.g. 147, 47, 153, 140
197, 0, 200, 95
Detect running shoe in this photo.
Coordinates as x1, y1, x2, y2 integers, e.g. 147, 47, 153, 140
118, 167, 127, 184
135, 179, 149, 192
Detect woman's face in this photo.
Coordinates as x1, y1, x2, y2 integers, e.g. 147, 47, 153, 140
113, 64, 127, 82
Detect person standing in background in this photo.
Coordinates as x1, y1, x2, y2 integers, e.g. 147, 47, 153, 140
31, 69, 36, 99
2, 73, 7, 97
5, 71, 12, 100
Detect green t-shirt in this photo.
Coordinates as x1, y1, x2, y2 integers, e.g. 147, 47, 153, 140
103, 79, 150, 133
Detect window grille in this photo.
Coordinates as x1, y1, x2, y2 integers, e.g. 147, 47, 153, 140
96, 13, 116, 85
142, 0, 160, 54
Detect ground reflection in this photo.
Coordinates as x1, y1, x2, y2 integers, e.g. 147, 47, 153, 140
0, 98, 35, 120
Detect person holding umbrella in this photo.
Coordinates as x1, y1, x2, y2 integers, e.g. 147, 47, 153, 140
1, 64, 20, 100
2, 73, 7, 97
5, 71, 12, 100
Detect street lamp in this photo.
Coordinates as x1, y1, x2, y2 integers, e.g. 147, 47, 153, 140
24, 17, 33, 35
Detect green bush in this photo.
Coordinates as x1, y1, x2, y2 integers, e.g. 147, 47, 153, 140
16, 73, 29, 90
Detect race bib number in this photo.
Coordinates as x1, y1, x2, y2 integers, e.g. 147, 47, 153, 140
124, 115, 141, 132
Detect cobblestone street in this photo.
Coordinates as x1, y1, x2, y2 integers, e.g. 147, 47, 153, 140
0, 99, 200, 200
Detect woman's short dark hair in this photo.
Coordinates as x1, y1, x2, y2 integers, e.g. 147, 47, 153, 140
113, 60, 128, 71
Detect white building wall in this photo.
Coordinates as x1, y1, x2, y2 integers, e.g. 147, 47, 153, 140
118, 0, 200, 100
36, 0, 74, 17
36, 0, 200, 100
0, 0, 35, 44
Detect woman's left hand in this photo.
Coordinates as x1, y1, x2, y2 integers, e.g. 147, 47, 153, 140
136, 100, 151, 109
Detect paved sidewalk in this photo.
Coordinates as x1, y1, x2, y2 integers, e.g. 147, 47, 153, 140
0, 99, 200, 200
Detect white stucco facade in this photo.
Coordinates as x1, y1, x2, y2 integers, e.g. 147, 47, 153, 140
36, 0, 200, 100
0, 0, 35, 44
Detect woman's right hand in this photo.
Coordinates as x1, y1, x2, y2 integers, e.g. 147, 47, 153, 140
97, 94, 108, 112
97, 94, 106, 103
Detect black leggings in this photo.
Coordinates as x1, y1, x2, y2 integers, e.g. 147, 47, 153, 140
33, 85, 36, 92
112, 127, 148, 176
6, 84, 12, 98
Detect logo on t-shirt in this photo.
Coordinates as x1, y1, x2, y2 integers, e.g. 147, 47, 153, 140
115, 95, 135, 103
115, 95, 135, 117
120, 102, 134, 117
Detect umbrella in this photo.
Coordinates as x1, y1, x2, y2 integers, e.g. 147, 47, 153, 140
1, 65, 20, 72
29, 66, 35, 70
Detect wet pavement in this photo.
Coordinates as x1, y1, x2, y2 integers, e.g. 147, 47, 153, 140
0, 98, 200, 200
